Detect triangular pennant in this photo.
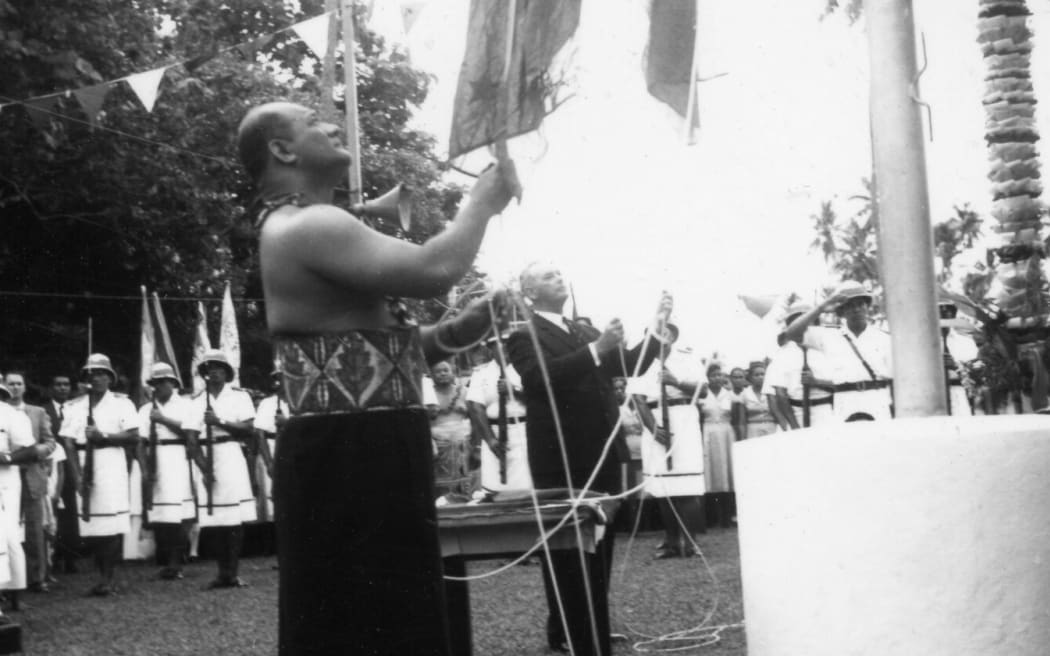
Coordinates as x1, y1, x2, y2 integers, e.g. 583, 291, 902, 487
235, 34, 275, 60
125, 67, 167, 113
184, 47, 219, 74
72, 83, 111, 126
293, 13, 331, 59
400, 1, 424, 34
23, 95, 61, 133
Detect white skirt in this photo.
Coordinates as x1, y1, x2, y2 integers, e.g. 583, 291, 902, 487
480, 422, 532, 492
194, 441, 257, 527
642, 404, 705, 498
0, 479, 23, 590
77, 445, 131, 537
148, 443, 196, 524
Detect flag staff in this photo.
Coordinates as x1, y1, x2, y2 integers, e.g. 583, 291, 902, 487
342, 0, 364, 206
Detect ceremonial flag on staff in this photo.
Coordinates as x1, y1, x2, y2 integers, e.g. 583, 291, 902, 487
152, 292, 183, 386
191, 301, 211, 393
139, 286, 158, 403
220, 283, 241, 386
448, 0, 582, 159
645, 0, 701, 136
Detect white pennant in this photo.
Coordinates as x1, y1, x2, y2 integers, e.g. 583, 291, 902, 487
125, 67, 168, 113
293, 14, 331, 60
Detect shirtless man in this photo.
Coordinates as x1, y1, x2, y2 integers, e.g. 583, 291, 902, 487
237, 101, 517, 656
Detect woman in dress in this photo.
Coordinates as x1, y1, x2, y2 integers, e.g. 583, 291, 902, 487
736, 361, 778, 439
697, 363, 736, 528
427, 361, 475, 499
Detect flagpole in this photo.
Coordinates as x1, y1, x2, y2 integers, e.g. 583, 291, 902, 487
682, 0, 701, 144
342, 0, 363, 206
87, 316, 93, 355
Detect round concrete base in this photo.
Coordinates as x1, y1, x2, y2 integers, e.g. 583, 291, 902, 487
734, 415, 1050, 655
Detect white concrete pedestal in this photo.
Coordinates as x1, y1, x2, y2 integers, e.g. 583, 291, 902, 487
734, 416, 1050, 655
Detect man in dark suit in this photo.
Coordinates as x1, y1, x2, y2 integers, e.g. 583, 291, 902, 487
506, 262, 673, 656
43, 374, 78, 575
4, 372, 57, 593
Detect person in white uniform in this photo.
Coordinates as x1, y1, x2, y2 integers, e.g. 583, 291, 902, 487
0, 382, 36, 609
633, 333, 705, 559
938, 300, 978, 417
764, 303, 836, 429
58, 354, 139, 596
182, 349, 256, 589
139, 363, 196, 580
784, 281, 894, 422
253, 369, 285, 555
466, 355, 532, 493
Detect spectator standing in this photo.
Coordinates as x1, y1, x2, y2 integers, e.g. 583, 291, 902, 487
426, 360, 475, 499
736, 362, 777, 439
44, 374, 79, 574
696, 363, 736, 528
466, 356, 532, 493
4, 371, 57, 593
0, 382, 33, 612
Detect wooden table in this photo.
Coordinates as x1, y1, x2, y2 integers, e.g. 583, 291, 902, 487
437, 491, 619, 656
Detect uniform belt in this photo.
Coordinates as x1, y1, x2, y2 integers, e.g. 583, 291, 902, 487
74, 443, 124, 451
199, 436, 240, 444
832, 380, 891, 393
789, 396, 833, 407
488, 417, 525, 425
155, 438, 186, 445
948, 380, 964, 387
647, 398, 694, 409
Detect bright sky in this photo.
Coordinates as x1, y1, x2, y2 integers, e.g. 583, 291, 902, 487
372, 0, 1050, 366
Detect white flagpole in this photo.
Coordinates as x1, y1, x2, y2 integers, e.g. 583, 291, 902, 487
342, 0, 364, 206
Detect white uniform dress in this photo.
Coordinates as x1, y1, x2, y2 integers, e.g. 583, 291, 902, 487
253, 394, 285, 521
945, 330, 978, 417
763, 341, 836, 428
59, 391, 138, 537
0, 405, 32, 589
804, 324, 894, 422
182, 385, 257, 527
635, 349, 705, 498
465, 360, 532, 492
138, 395, 196, 524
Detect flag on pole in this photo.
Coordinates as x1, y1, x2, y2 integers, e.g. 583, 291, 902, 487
152, 292, 183, 387
220, 283, 241, 386
448, 0, 581, 159
645, 0, 701, 137
139, 286, 157, 404
191, 301, 211, 393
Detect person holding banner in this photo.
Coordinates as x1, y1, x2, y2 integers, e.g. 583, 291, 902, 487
138, 363, 195, 581
58, 354, 139, 597
238, 100, 517, 655
182, 350, 256, 590
466, 353, 532, 493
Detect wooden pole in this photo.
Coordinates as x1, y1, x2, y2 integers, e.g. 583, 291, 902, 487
865, 0, 946, 417
342, 0, 364, 206
319, 0, 339, 120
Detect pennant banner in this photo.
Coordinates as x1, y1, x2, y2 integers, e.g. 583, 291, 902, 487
152, 292, 183, 387
401, 1, 425, 34
191, 301, 211, 393
73, 83, 111, 126
125, 67, 168, 113
645, 0, 700, 129
140, 286, 157, 403
293, 13, 332, 60
448, 0, 582, 159
220, 282, 241, 386
235, 34, 276, 61
23, 96, 61, 133
184, 47, 220, 74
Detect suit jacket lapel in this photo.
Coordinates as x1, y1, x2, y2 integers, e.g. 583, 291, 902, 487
533, 314, 580, 353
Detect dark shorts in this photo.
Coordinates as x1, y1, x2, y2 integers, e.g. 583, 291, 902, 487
276, 409, 450, 656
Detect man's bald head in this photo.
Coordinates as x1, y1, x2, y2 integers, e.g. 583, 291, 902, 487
236, 102, 303, 184
519, 261, 568, 311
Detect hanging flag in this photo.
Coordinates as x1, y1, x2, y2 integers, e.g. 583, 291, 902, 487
401, 1, 425, 34
151, 292, 183, 387
448, 0, 582, 159
293, 13, 332, 60
191, 301, 211, 393
220, 283, 241, 386
72, 83, 111, 127
184, 47, 220, 74
139, 286, 158, 404
23, 95, 61, 133
235, 34, 276, 61
125, 67, 168, 113
645, 0, 700, 134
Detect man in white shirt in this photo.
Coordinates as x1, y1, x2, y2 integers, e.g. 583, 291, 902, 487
763, 304, 836, 429
465, 353, 532, 493
784, 281, 894, 422
139, 363, 195, 580
58, 354, 139, 596
182, 349, 256, 589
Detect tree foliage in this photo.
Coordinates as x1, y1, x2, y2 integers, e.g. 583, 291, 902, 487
0, 0, 467, 392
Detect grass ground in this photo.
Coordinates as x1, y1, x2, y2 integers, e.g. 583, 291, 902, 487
15, 529, 746, 655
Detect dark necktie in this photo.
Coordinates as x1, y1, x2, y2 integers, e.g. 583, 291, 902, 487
563, 318, 581, 343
